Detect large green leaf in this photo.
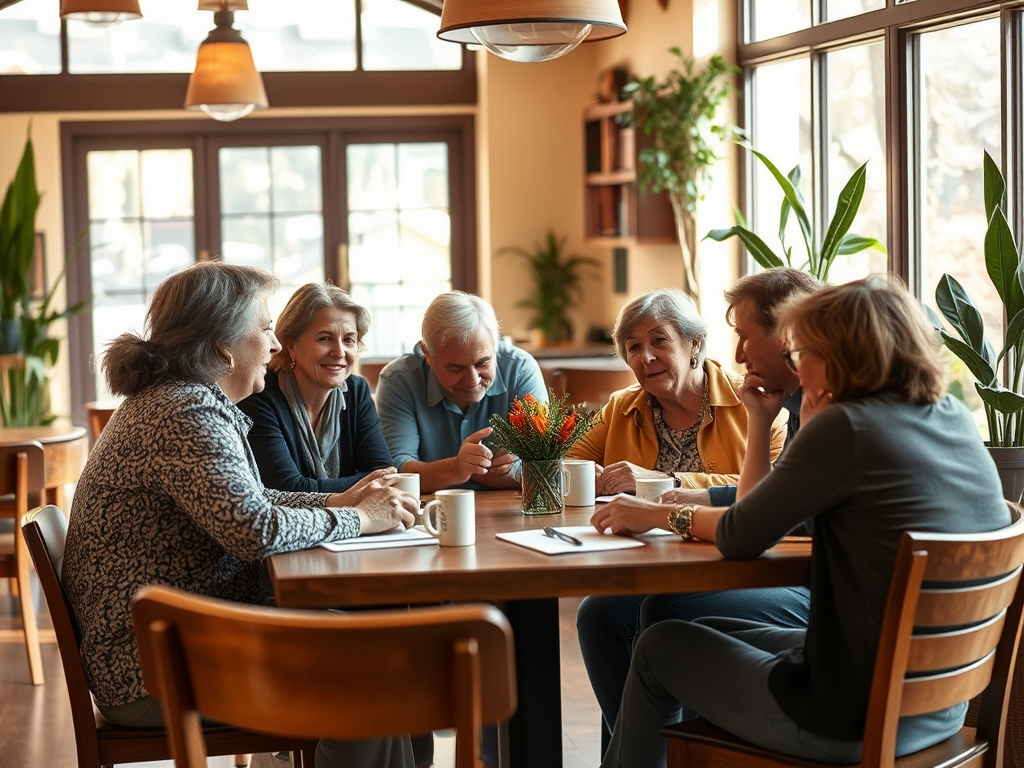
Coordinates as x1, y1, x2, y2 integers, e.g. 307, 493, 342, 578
939, 329, 996, 386
996, 307, 1024, 368
705, 225, 785, 269
983, 149, 1006, 222
977, 383, 1024, 415
837, 235, 886, 255
819, 162, 868, 277
984, 208, 1024, 321
748, 147, 815, 273
935, 273, 988, 354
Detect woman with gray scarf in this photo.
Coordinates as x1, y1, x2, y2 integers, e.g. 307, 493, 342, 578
240, 283, 395, 493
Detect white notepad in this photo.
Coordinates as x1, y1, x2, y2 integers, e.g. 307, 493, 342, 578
495, 526, 646, 555
319, 527, 439, 552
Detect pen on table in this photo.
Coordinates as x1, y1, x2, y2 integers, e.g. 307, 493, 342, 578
543, 526, 583, 546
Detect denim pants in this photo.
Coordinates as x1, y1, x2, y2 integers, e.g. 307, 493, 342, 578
600, 617, 968, 768
99, 696, 416, 768
576, 586, 811, 751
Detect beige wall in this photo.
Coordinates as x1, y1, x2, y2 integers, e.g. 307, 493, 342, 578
0, 0, 744, 418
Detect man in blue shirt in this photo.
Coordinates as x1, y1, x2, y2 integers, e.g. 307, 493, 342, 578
376, 291, 547, 493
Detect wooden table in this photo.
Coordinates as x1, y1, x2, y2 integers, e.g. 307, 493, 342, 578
0, 422, 89, 509
269, 491, 811, 767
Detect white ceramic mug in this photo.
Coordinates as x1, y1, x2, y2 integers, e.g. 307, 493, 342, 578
636, 476, 674, 502
382, 472, 420, 503
423, 489, 475, 547
563, 459, 596, 506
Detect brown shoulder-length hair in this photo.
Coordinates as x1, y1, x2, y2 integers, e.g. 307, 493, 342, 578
777, 276, 947, 405
271, 283, 371, 372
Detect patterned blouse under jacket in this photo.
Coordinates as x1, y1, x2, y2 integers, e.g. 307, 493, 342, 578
64, 381, 361, 707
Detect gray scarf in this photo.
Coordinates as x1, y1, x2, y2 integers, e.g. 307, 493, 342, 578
278, 368, 346, 480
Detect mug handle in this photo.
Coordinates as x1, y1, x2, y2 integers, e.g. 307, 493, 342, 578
563, 467, 571, 497
423, 499, 442, 536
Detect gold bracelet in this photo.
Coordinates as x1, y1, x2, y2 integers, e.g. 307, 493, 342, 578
667, 504, 698, 541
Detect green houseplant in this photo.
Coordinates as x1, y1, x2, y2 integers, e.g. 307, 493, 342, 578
935, 151, 1024, 463
705, 146, 886, 282
0, 131, 89, 426
499, 230, 598, 346
622, 48, 741, 310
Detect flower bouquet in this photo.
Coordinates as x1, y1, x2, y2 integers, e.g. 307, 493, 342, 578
489, 391, 600, 515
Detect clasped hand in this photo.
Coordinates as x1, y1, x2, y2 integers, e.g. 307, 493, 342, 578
454, 427, 516, 481
325, 468, 418, 534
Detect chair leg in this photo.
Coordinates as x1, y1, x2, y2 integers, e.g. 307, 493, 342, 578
15, 532, 43, 685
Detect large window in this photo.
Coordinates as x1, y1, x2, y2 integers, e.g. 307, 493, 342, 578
739, 0, 1024, 436
65, 117, 475, 405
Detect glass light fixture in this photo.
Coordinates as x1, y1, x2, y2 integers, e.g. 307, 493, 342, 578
184, 1, 267, 122
60, 0, 142, 27
437, 0, 625, 63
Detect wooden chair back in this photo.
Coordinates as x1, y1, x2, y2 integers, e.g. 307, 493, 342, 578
132, 585, 518, 768
0, 441, 46, 685
548, 366, 635, 411
83, 400, 118, 443
21, 506, 314, 768
664, 500, 1024, 768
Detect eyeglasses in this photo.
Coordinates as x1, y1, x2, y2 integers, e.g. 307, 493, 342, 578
783, 348, 811, 373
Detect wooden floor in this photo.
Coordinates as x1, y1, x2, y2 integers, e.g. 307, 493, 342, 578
0, 583, 602, 768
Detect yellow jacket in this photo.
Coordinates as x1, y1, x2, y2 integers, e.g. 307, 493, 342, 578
569, 359, 786, 489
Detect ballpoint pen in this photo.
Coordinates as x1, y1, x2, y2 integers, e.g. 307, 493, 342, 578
543, 526, 583, 546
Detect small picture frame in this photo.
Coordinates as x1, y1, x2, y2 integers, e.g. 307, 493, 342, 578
31, 232, 46, 300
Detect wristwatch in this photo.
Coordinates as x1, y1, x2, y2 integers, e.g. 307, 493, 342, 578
668, 504, 698, 540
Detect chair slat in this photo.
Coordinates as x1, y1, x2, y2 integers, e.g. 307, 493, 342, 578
906, 614, 1005, 672
901, 652, 995, 717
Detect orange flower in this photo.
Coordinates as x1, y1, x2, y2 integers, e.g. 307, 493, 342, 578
510, 411, 528, 432
556, 413, 576, 444
532, 414, 548, 434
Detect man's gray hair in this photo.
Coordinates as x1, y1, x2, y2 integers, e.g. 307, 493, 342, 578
421, 291, 501, 355
612, 289, 708, 365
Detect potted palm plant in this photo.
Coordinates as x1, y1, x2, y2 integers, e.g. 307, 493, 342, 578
934, 150, 1024, 500
705, 145, 886, 282
499, 230, 599, 346
622, 48, 740, 310
0, 132, 88, 426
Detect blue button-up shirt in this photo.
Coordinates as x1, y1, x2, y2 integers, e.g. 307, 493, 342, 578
375, 340, 547, 490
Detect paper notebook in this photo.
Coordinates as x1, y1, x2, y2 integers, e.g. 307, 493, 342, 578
495, 526, 646, 555
320, 527, 439, 553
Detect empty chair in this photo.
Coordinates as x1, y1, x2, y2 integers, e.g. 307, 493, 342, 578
21, 505, 316, 768
0, 440, 46, 685
662, 502, 1024, 768
132, 585, 518, 768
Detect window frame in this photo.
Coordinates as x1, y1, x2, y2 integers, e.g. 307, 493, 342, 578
61, 114, 477, 408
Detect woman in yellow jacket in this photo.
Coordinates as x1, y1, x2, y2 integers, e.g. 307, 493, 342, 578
571, 289, 785, 495
572, 288, 807, 758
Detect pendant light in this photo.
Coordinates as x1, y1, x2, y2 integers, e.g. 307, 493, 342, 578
437, 0, 626, 64
184, 0, 267, 122
60, 0, 142, 26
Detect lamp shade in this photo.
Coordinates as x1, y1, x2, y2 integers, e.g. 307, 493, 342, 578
438, 0, 625, 63
184, 11, 268, 122
60, 0, 142, 26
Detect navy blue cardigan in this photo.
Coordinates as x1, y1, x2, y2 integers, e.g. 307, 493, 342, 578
238, 370, 394, 493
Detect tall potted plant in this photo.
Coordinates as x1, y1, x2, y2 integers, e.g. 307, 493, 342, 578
622, 48, 741, 310
705, 145, 886, 282
499, 230, 599, 346
934, 150, 1024, 500
0, 132, 88, 426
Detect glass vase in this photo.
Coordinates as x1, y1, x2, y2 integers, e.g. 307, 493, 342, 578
521, 459, 565, 516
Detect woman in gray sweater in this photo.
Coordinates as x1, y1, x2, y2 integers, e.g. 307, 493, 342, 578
591, 278, 1010, 768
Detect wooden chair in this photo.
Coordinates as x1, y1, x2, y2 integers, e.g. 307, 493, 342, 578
131, 585, 518, 768
21, 505, 316, 768
662, 500, 1024, 768
0, 440, 46, 685
83, 400, 118, 443
548, 366, 635, 411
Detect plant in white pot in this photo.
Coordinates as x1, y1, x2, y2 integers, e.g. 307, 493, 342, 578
0, 132, 88, 426
934, 150, 1024, 501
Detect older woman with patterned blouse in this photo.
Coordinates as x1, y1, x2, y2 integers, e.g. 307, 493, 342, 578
63, 262, 418, 768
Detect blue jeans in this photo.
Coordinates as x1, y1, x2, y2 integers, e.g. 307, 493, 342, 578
601, 617, 968, 768
576, 587, 811, 752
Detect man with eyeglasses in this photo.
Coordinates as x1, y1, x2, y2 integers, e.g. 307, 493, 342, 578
662, 267, 821, 508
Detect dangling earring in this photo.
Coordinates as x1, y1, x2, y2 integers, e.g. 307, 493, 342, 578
290, 357, 297, 370
690, 354, 699, 370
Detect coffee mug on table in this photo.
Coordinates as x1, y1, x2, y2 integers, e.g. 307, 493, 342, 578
423, 489, 475, 546
636, 476, 674, 502
382, 472, 420, 503
562, 459, 596, 506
